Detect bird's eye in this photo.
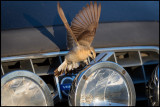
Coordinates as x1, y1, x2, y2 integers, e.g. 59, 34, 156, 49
91, 52, 93, 55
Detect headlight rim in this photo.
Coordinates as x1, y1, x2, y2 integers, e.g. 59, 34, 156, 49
69, 61, 136, 106
148, 65, 159, 106
1, 70, 54, 106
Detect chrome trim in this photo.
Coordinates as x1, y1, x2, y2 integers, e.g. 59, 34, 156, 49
113, 53, 118, 63
1, 46, 159, 105
56, 56, 63, 100
138, 51, 147, 84
1, 64, 4, 75
89, 52, 114, 65
138, 50, 143, 65
101, 52, 114, 61
148, 65, 159, 106
95, 46, 159, 54
29, 59, 36, 74
89, 52, 108, 65
58, 56, 63, 63
55, 76, 62, 101
1, 46, 159, 62
52, 91, 59, 100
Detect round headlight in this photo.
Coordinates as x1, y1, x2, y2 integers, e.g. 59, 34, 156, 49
1, 70, 53, 106
148, 65, 159, 106
69, 61, 136, 106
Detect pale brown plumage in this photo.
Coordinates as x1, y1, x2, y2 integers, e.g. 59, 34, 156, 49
54, 1, 101, 76
67, 1, 101, 49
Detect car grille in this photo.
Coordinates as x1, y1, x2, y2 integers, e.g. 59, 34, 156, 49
1, 46, 159, 106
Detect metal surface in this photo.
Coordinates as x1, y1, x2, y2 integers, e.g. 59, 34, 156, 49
138, 50, 147, 84
90, 52, 114, 65
60, 77, 74, 96
2, 2, 159, 30
55, 76, 62, 101
148, 65, 159, 106
55, 56, 63, 100
68, 61, 136, 106
1, 46, 159, 62
1, 64, 4, 75
1, 70, 53, 106
29, 59, 35, 73
1, 46, 159, 105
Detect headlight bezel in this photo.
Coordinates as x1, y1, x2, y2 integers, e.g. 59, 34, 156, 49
1, 70, 54, 106
69, 61, 136, 106
148, 65, 159, 106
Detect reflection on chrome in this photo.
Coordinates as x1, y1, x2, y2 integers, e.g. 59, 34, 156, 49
80, 68, 129, 106
148, 65, 159, 106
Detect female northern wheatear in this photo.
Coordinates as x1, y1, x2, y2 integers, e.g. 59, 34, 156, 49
54, 2, 101, 76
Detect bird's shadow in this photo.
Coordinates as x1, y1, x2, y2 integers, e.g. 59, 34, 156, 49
23, 13, 72, 74
23, 13, 66, 50
52, 12, 72, 49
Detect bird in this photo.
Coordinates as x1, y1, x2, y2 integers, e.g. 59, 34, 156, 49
54, 1, 101, 76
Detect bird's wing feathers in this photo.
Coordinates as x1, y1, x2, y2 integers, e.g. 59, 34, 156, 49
67, 2, 101, 49
57, 2, 79, 46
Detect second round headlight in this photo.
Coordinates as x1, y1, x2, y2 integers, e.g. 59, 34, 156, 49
68, 61, 136, 106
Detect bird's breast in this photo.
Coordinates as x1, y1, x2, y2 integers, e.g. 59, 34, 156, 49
66, 48, 89, 63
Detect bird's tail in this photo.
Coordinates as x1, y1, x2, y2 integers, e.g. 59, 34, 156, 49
54, 60, 67, 77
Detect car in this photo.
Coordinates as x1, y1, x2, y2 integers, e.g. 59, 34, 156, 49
1, 1, 159, 106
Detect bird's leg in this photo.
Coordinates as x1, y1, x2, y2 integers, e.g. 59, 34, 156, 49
72, 62, 79, 70
67, 64, 72, 71
58, 59, 67, 72
75, 63, 79, 68
64, 65, 68, 74
84, 59, 89, 65
63, 61, 69, 75
72, 62, 75, 70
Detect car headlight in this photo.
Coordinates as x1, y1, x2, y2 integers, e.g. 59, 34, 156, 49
69, 61, 136, 106
148, 65, 159, 106
1, 70, 53, 106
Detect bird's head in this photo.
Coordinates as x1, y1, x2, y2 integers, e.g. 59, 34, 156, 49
89, 47, 96, 62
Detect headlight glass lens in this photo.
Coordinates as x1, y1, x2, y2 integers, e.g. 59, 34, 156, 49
148, 65, 159, 106
1, 77, 46, 106
80, 68, 129, 106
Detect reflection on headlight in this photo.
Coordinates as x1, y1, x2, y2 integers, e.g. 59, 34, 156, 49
68, 61, 136, 106
80, 68, 129, 106
1, 77, 46, 106
148, 65, 159, 106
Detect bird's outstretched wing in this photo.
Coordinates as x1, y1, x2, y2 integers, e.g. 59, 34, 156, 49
67, 2, 101, 49
57, 2, 79, 46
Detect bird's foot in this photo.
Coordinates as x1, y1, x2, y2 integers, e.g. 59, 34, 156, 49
84, 59, 89, 65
